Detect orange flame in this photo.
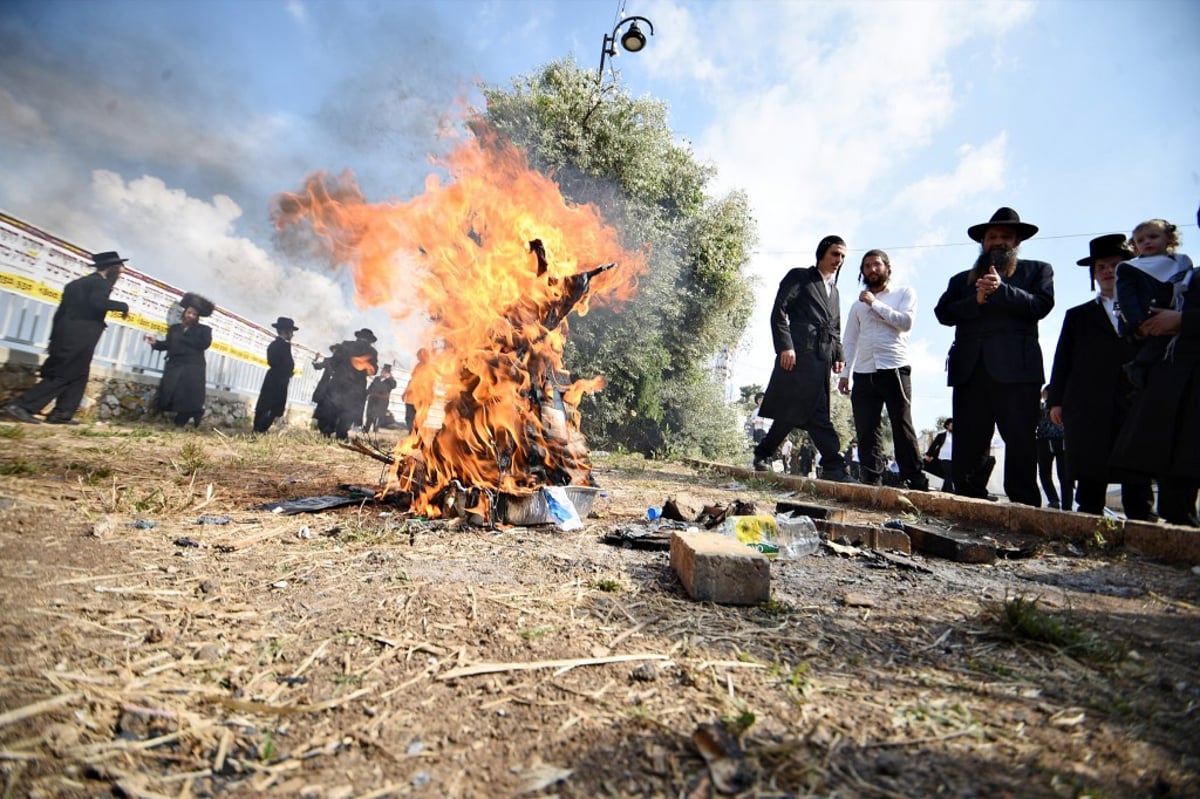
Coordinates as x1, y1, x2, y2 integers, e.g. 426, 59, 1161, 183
273, 126, 646, 516
350, 354, 377, 377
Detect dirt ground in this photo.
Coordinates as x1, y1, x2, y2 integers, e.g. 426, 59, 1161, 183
0, 421, 1198, 799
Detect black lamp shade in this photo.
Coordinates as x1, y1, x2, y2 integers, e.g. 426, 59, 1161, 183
620, 21, 646, 52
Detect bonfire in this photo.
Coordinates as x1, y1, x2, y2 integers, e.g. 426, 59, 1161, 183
272, 127, 645, 520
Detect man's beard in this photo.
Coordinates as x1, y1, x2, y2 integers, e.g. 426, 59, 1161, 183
864, 271, 889, 290
970, 246, 1017, 279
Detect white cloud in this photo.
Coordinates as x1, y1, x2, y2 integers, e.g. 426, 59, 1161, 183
85, 170, 358, 353
888, 134, 1009, 225
287, 0, 308, 25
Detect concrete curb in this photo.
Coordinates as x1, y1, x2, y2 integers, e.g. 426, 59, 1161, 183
683, 459, 1200, 567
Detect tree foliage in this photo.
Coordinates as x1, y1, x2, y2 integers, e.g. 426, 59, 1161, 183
480, 58, 757, 458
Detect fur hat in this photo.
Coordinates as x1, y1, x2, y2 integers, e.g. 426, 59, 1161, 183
180, 292, 215, 318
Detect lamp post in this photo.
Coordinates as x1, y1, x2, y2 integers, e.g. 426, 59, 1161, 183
597, 15, 654, 81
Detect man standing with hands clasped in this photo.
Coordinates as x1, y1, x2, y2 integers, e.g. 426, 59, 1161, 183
752, 235, 857, 483
839, 249, 928, 490
934, 207, 1054, 505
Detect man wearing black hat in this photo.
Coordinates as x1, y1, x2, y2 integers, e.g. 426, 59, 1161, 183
253, 316, 299, 433
363, 364, 397, 433
752, 235, 857, 482
1045, 235, 1153, 519
312, 328, 378, 440
934, 208, 1054, 505
3, 251, 130, 425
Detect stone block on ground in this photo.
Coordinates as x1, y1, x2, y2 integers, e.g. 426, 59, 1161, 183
670, 531, 770, 605
902, 522, 997, 564
813, 520, 912, 554
775, 501, 846, 522
1006, 504, 1111, 541
1123, 520, 1200, 566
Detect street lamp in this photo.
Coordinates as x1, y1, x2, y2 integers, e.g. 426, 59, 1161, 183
597, 15, 655, 81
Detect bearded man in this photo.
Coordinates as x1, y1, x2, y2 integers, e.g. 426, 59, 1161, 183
838, 249, 927, 489
934, 207, 1054, 505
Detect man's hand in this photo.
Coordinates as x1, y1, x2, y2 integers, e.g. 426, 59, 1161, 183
975, 265, 1001, 304
1049, 405, 1064, 426
859, 289, 875, 306
1139, 307, 1183, 337
833, 360, 844, 375
779, 349, 796, 371
837, 377, 850, 395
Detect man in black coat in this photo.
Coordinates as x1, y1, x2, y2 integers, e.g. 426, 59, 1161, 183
363, 364, 397, 433
752, 235, 856, 482
934, 208, 1054, 505
1046, 235, 1152, 519
253, 316, 298, 433
3, 251, 129, 424
313, 328, 379, 440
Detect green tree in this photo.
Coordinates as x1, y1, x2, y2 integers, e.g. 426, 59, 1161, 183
480, 58, 757, 458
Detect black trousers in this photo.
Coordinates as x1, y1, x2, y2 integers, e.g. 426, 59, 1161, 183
755, 398, 845, 472
1036, 437, 1072, 508
850, 367, 924, 484
18, 337, 101, 421
1157, 478, 1200, 527
952, 365, 1040, 506
1074, 477, 1153, 521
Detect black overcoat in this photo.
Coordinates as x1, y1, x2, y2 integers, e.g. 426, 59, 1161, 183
759, 266, 844, 425
255, 336, 294, 420
152, 323, 212, 415
1112, 276, 1200, 480
934, 259, 1054, 386
40, 271, 127, 382
1045, 299, 1139, 482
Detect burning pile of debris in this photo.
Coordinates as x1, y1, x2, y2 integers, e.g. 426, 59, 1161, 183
273, 128, 645, 523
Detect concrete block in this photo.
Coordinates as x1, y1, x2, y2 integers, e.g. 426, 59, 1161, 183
1006, 505, 1113, 541
670, 531, 770, 605
1123, 521, 1200, 566
775, 501, 846, 522
813, 520, 912, 554
903, 523, 996, 564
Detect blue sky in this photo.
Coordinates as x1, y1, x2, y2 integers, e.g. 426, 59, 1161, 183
1, 0, 1197, 434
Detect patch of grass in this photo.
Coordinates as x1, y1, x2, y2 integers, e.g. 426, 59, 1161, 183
177, 440, 207, 474
987, 595, 1123, 661
0, 425, 25, 439
590, 578, 623, 593
723, 711, 756, 736
761, 597, 791, 616
517, 625, 556, 640
75, 427, 156, 439
0, 459, 40, 476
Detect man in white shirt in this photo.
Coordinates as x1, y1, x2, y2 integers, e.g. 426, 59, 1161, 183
838, 249, 929, 489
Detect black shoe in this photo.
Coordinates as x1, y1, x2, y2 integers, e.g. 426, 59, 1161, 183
1046, 501, 1060, 510
820, 467, 859, 484
905, 475, 930, 491
2, 404, 41, 424
752, 458, 770, 472
45, 416, 80, 425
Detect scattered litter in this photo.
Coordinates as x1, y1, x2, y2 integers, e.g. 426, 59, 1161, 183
411, 773, 431, 788
270, 580, 289, 589
406, 740, 425, 756
91, 517, 115, 538
196, 515, 231, 525
257, 496, 366, 515
692, 722, 753, 794
603, 521, 689, 550
296, 526, 312, 539
543, 486, 582, 531
128, 519, 157, 529
174, 537, 201, 548
516, 764, 573, 795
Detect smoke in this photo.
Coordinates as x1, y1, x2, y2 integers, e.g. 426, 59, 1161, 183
0, 0, 473, 361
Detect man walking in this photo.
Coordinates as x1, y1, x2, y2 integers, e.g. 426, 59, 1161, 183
363, 364, 397, 433
3, 251, 130, 425
923, 418, 956, 492
753, 235, 856, 482
934, 208, 1054, 505
253, 316, 298, 433
838, 249, 928, 489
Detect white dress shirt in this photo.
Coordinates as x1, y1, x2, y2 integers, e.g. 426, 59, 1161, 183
842, 284, 916, 373
1098, 293, 1120, 334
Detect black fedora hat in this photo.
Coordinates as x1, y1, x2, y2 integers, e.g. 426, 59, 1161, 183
91, 250, 128, 269
354, 328, 377, 343
1077, 234, 1132, 267
271, 316, 299, 332
967, 207, 1039, 243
